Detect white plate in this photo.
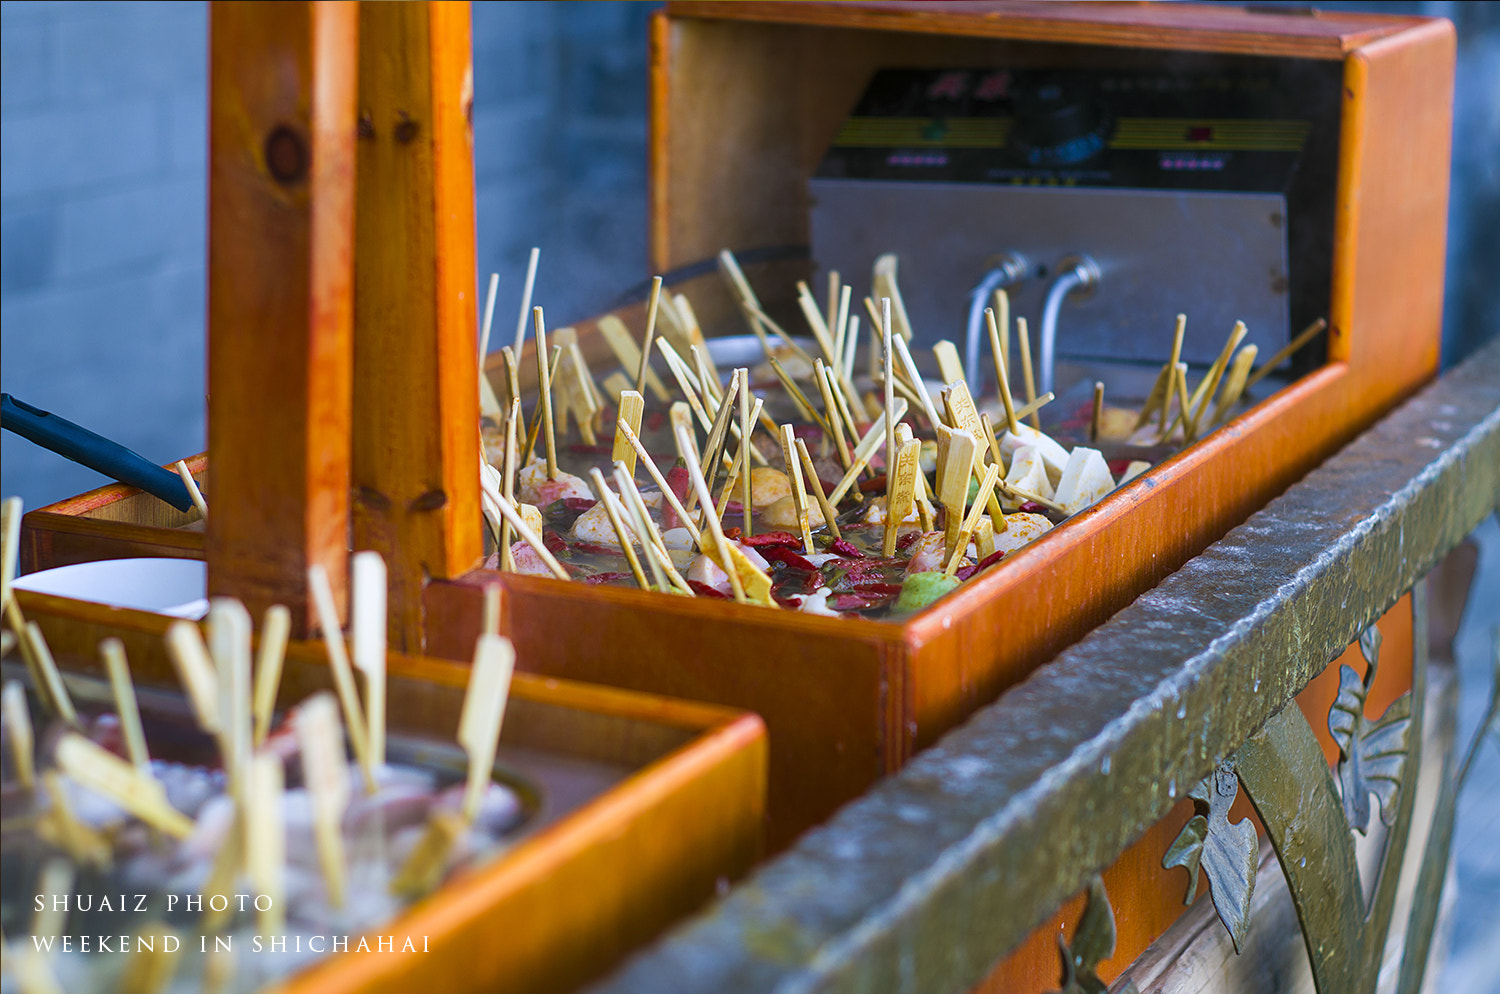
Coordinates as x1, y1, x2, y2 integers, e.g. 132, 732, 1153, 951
13, 558, 208, 619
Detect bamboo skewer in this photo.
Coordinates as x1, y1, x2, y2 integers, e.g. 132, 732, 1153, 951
883, 435, 922, 557
499, 399, 521, 570
1185, 321, 1248, 440
842, 314, 861, 386
306, 564, 375, 791
478, 274, 505, 421
296, 693, 349, 908
4, 680, 35, 790
1011, 391, 1055, 425
992, 288, 1011, 374
677, 426, 747, 603
826, 270, 841, 350
511, 247, 541, 356
245, 754, 284, 935
741, 304, 820, 371
826, 399, 907, 505
932, 340, 966, 389
814, 360, 854, 471
165, 620, 219, 733
1134, 314, 1187, 432
350, 551, 387, 770
881, 297, 898, 536
796, 280, 839, 365
614, 466, 691, 595
597, 315, 670, 402
498, 345, 523, 415
174, 461, 208, 521
1212, 344, 1260, 426
1245, 317, 1327, 391
587, 469, 650, 590
937, 426, 978, 561
985, 307, 1020, 434
252, 604, 290, 748
636, 276, 665, 395
612, 390, 645, 476
977, 413, 1010, 534
768, 355, 829, 432
459, 634, 515, 821
779, 425, 815, 554
891, 333, 942, 430
56, 733, 193, 838
617, 420, 705, 552
532, 307, 558, 479
738, 377, 754, 536
833, 283, 852, 369
695, 370, 742, 506
873, 254, 913, 341
101, 639, 150, 773
477, 468, 570, 580
795, 437, 842, 542
1015, 316, 1040, 429
1090, 382, 1105, 445
23, 622, 76, 727
691, 345, 722, 404
945, 463, 1002, 576
1, 496, 19, 611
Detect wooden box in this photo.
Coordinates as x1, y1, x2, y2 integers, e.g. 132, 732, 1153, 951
20, 2, 1452, 851
11, 587, 767, 994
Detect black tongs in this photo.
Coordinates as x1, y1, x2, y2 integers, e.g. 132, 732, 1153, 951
1, 393, 195, 512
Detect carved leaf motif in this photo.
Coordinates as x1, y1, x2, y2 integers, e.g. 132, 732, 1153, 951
1161, 765, 1258, 953
1328, 627, 1413, 835
1051, 876, 1138, 994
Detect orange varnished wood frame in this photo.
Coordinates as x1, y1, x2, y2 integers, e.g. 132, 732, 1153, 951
206, 1, 358, 633
14, 587, 767, 994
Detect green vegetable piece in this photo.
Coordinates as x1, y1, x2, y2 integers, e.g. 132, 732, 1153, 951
893, 572, 961, 614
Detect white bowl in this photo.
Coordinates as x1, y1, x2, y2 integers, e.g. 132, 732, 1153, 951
13, 558, 208, 619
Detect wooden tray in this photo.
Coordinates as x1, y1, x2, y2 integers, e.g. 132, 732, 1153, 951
11, 587, 767, 994
19, 2, 1452, 853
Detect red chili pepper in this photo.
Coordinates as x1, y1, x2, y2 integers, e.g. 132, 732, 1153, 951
897, 530, 921, 551
645, 411, 667, 431
571, 541, 620, 556
542, 530, 568, 555
972, 548, 1007, 574
1019, 501, 1048, 514
582, 572, 631, 585
760, 546, 817, 571
687, 580, 730, 599
723, 526, 743, 540
853, 582, 903, 595
829, 538, 865, 558
830, 593, 887, 611
661, 464, 693, 530
741, 531, 800, 549
954, 563, 979, 581
563, 498, 596, 513
724, 501, 744, 516
1107, 458, 1137, 478
859, 475, 888, 494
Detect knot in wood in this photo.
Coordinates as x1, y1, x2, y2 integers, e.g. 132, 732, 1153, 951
409, 489, 448, 512
263, 125, 308, 185
393, 114, 420, 145
357, 113, 375, 140
356, 486, 392, 512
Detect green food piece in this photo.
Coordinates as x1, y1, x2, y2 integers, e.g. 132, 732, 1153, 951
893, 572, 961, 614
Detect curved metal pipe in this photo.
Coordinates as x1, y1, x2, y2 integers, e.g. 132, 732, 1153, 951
1038, 256, 1100, 397
963, 253, 1028, 396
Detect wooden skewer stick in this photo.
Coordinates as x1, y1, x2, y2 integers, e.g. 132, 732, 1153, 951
945, 463, 1002, 576
1245, 317, 1327, 391
826, 270, 841, 350
597, 315, 670, 402
738, 374, 754, 536
3, 680, 35, 789
937, 426, 978, 561
1090, 382, 1105, 445
881, 297, 897, 523
814, 360, 854, 471
39, 770, 109, 867
306, 564, 374, 791
165, 620, 219, 732
1167, 361, 1192, 444
1015, 316, 1040, 429
795, 437, 842, 542
1185, 322, 1248, 441
826, 398, 908, 505
977, 413, 1010, 534
477, 274, 505, 422
1012, 391, 1055, 425
691, 344, 723, 405
1130, 314, 1186, 433
833, 283, 852, 369
174, 461, 208, 521
33, 859, 74, 940
477, 469, 570, 580
739, 303, 820, 372
717, 249, 763, 318
612, 390, 645, 476
617, 421, 705, 552
460, 633, 515, 821
767, 355, 829, 431
932, 340, 966, 390
994, 476, 1067, 515
100, 639, 150, 773
842, 314, 861, 386
498, 345, 523, 415
22, 622, 76, 727
350, 551, 387, 770
694, 370, 742, 511
992, 288, 1011, 374
636, 276, 665, 395
796, 280, 839, 365
511, 247, 541, 355
588, 469, 650, 590
295, 693, 349, 908
208, 598, 253, 796
891, 333, 942, 430
1212, 344, 1260, 427
482, 583, 502, 637
245, 753, 285, 935
614, 465, 691, 594
979, 305, 1019, 434
500, 398, 521, 570
1, 496, 19, 610
677, 426, 747, 603
883, 435, 922, 557
823, 370, 868, 482
778, 425, 816, 554
612, 468, 669, 591
252, 604, 289, 748
56, 732, 194, 837
532, 307, 559, 479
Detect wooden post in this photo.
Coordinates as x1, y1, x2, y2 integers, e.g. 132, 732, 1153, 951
353, 1, 483, 652
207, 1, 358, 633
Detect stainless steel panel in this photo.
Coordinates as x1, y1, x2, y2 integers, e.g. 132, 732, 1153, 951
809, 178, 1289, 368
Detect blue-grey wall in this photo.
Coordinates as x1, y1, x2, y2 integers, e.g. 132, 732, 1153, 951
1, 1, 1495, 513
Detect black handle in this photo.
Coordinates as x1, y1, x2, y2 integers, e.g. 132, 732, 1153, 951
1, 393, 196, 512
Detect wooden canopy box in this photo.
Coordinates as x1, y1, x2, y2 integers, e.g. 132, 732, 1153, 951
12, 585, 767, 994
16, 2, 1451, 850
